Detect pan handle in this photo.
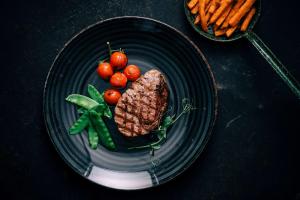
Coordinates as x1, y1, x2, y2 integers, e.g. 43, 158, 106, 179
245, 31, 300, 99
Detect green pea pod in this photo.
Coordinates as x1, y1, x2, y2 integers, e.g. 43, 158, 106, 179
77, 107, 86, 114
66, 94, 99, 110
89, 110, 116, 150
69, 111, 89, 135
91, 104, 106, 114
77, 104, 105, 115
88, 122, 99, 149
103, 106, 112, 119
87, 85, 112, 119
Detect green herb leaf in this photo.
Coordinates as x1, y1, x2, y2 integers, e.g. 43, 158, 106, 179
157, 116, 173, 140
128, 99, 196, 154
161, 116, 173, 128
69, 111, 89, 135
157, 129, 167, 140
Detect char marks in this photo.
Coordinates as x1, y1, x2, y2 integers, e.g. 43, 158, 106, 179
114, 70, 168, 137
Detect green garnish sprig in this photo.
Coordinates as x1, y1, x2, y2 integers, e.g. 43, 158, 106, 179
128, 99, 196, 155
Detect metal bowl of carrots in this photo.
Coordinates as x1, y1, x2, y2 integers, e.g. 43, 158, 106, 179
184, 0, 300, 99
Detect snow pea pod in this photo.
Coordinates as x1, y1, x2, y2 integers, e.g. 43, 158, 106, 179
78, 104, 106, 116
69, 110, 89, 134
87, 84, 112, 119
89, 110, 116, 150
88, 122, 99, 149
66, 94, 99, 110
101, 92, 113, 118
77, 107, 86, 114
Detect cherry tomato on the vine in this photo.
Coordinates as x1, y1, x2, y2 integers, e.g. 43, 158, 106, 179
110, 51, 127, 70
97, 62, 113, 80
104, 89, 121, 105
110, 72, 127, 88
124, 65, 141, 81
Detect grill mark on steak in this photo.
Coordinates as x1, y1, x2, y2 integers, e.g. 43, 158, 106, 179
114, 69, 168, 137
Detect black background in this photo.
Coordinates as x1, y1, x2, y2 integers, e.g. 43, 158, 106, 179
1, 0, 300, 199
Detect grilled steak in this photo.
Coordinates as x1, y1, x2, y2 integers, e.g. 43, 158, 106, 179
114, 69, 168, 137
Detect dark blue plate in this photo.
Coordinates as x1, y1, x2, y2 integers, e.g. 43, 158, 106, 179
43, 16, 217, 190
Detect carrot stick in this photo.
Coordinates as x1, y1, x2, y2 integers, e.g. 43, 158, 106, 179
226, 26, 237, 37
209, 0, 233, 24
208, 0, 217, 14
221, 0, 245, 29
215, 29, 227, 36
188, 0, 198, 9
206, 12, 212, 22
194, 15, 201, 24
229, 0, 256, 27
213, 24, 219, 31
215, 4, 232, 27
240, 7, 256, 31
205, 0, 212, 6
191, 3, 199, 14
205, 0, 212, 13
199, 0, 208, 32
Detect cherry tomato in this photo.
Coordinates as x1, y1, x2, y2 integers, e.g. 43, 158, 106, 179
97, 62, 113, 80
124, 65, 141, 81
104, 89, 121, 105
110, 51, 128, 70
110, 72, 127, 88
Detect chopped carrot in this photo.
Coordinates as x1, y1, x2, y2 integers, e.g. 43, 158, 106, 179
240, 7, 256, 31
188, 0, 198, 9
191, 3, 199, 14
199, 0, 208, 32
229, 0, 256, 27
209, 0, 233, 24
194, 15, 201, 24
226, 26, 238, 37
208, 0, 217, 14
205, 0, 213, 13
215, 4, 232, 27
206, 12, 212, 23
205, 0, 212, 6
215, 29, 227, 36
221, 0, 245, 29
213, 24, 219, 31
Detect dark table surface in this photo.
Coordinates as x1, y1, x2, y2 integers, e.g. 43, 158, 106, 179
1, 0, 300, 199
